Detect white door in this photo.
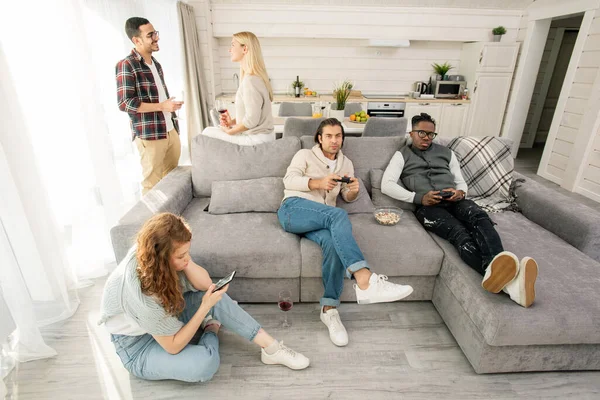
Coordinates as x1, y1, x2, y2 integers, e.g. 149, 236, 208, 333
479, 43, 520, 73
466, 73, 512, 137
439, 103, 470, 138
404, 103, 443, 132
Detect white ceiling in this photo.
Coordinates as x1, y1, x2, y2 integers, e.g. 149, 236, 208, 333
210, 0, 535, 10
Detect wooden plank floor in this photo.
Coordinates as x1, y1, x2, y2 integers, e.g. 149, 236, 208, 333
5, 278, 600, 400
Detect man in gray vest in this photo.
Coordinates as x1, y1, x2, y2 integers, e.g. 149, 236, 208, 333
381, 113, 538, 308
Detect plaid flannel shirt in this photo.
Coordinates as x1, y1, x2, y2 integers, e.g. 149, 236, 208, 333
116, 49, 179, 140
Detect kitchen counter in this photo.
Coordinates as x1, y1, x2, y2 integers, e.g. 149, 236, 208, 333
216, 93, 470, 104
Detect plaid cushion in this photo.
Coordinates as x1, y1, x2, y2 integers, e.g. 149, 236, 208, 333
447, 136, 514, 212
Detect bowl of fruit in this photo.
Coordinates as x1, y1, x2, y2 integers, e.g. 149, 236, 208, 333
373, 207, 403, 226
350, 111, 369, 124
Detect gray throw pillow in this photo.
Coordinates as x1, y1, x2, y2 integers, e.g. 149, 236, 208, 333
209, 177, 284, 214
336, 177, 375, 214
191, 135, 301, 197
369, 169, 416, 212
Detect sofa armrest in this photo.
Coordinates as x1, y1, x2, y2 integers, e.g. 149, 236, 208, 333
110, 166, 194, 263
513, 171, 600, 262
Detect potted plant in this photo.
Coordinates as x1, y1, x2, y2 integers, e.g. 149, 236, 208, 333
291, 78, 304, 98
492, 26, 506, 42
331, 80, 353, 120
431, 62, 454, 81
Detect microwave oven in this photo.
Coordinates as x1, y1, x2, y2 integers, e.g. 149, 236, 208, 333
434, 81, 466, 99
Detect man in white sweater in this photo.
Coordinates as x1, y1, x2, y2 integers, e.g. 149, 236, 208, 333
278, 118, 414, 347
381, 113, 538, 308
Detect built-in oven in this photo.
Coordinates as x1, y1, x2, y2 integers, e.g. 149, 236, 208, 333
366, 102, 406, 118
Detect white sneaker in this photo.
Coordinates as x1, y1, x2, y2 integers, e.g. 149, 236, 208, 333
320, 307, 349, 347
261, 342, 310, 370
503, 257, 538, 308
354, 273, 414, 305
481, 251, 519, 293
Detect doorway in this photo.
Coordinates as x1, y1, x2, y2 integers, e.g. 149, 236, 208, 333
515, 15, 583, 175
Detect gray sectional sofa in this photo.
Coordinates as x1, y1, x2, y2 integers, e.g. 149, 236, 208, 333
111, 134, 600, 374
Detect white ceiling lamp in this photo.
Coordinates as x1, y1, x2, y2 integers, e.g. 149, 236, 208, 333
367, 39, 410, 47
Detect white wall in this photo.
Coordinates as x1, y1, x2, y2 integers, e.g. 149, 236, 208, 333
193, 2, 524, 97
575, 9, 600, 201
218, 38, 463, 95
210, 4, 522, 42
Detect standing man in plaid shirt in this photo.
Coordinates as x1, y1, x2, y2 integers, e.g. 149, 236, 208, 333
116, 17, 183, 194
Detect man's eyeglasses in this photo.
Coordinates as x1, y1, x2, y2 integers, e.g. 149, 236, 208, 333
413, 130, 438, 140
146, 31, 159, 39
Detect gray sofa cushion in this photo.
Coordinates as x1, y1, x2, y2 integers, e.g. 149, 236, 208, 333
433, 210, 600, 347
335, 177, 374, 214
182, 199, 301, 279
301, 212, 443, 278
208, 177, 284, 214
191, 135, 300, 197
300, 136, 407, 194
369, 168, 416, 212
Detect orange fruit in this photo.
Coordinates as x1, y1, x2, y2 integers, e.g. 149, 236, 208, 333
350, 114, 356, 121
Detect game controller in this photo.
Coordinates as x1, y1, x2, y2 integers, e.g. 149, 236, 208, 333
439, 191, 454, 199
334, 176, 352, 184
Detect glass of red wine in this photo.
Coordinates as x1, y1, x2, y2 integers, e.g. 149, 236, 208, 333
278, 289, 293, 328
215, 100, 228, 127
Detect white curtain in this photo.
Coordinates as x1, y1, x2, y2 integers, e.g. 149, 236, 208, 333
0, 0, 185, 388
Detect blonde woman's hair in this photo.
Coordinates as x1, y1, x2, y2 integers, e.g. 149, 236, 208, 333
233, 31, 273, 101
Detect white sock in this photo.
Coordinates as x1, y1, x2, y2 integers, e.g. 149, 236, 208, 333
264, 339, 280, 355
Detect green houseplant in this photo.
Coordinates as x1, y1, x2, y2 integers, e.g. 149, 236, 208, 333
332, 80, 354, 110
492, 26, 507, 42
431, 62, 454, 81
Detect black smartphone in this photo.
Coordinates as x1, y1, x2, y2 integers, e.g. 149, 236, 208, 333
214, 271, 236, 291
439, 191, 454, 199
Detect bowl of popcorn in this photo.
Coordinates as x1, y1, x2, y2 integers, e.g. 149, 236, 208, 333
373, 207, 403, 226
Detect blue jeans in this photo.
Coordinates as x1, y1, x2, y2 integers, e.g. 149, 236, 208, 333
277, 197, 369, 307
111, 291, 261, 383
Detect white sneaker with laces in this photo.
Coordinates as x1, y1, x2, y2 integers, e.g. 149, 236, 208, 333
354, 273, 414, 305
261, 342, 310, 370
320, 307, 348, 347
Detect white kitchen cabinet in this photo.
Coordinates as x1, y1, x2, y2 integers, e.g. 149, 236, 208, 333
459, 42, 519, 137
404, 103, 443, 132
465, 73, 513, 137
439, 103, 470, 138
461, 42, 520, 74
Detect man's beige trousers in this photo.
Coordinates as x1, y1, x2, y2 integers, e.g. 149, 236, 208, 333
135, 129, 181, 194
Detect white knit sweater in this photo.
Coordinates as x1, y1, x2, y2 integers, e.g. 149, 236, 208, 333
283, 145, 356, 207
98, 246, 197, 336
